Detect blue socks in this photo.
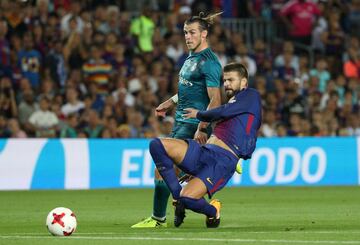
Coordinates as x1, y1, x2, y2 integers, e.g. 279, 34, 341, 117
150, 138, 181, 199
150, 138, 216, 218
180, 196, 216, 217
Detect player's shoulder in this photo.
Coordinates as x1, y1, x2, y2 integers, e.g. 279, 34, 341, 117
199, 48, 220, 63
248, 88, 261, 97
237, 88, 261, 98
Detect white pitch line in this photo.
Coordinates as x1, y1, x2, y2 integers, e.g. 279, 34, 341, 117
0, 235, 360, 244
6, 231, 360, 235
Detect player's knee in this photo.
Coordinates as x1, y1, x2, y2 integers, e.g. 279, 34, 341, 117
180, 189, 197, 199
149, 138, 163, 154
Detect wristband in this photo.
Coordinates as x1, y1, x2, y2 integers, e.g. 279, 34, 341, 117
171, 94, 178, 104
199, 128, 207, 133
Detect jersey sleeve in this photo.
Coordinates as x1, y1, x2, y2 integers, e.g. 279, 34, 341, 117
202, 60, 221, 88
196, 90, 261, 122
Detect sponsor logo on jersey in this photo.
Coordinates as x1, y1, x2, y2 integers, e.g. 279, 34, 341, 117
179, 76, 193, 86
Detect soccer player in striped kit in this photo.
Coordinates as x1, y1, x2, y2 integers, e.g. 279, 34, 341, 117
150, 63, 262, 227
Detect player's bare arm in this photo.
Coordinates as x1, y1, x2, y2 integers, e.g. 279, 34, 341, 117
155, 94, 177, 118
194, 87, 221, 144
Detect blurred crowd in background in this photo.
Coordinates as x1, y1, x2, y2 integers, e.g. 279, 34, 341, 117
0, 0, 359, 139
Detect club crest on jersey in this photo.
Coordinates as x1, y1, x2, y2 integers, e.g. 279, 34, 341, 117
182, 59, 198, 72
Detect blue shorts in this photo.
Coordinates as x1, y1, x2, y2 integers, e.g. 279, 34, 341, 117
179, 139, 238, 198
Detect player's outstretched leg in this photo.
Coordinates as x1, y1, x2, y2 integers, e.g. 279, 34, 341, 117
205, 199, 221, 228
150, 138, 182, 199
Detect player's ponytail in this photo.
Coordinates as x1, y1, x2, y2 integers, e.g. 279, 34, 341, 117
185, 11, 223, 32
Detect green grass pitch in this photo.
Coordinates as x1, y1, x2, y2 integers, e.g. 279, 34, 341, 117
0, 187, 359, 245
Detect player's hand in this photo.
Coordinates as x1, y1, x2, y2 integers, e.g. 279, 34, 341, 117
183, 108, 198, 119
155, 100, 175, 118
194, 129, 208, 144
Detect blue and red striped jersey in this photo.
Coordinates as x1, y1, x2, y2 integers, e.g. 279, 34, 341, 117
196, 88, 262, 159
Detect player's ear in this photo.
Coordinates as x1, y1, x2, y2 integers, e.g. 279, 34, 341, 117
240, 78, 248, 89
201, 30, 208, 39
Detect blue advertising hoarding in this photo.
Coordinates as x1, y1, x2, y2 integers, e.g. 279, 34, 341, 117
0, 137, 359, 190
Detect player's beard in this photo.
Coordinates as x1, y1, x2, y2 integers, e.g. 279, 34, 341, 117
226, 87, 241, 98
225, 89, 235, 98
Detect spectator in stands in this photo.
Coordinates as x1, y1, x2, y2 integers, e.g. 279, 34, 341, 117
18, 89, 37, 127
252, 38, 269, 74
63, 32, 86, 71
82, 44, 113, 95
274, 41, 299, 75
234, 44, 257, 77
33, 0, 50, 27
347, 78, 359, 108
103, 32, 119, 61
61, 0, 84, 39
274, 52, 297, 82
60, 113, 78, 138
45, 40, 67, 88
17, 32, 42, 90
343, 47, 360, 79
83, 109, 104, 138
260, 109, 278, 137
61, 87, 84, 117
98, 6, 121, 35
321, 9, 345, 57
103, 116, 119, 138
4, 1, 28, 38
288, 113, 302, 136
28, 97, 59, 138
117, 124, 131, 138
127, 109, 145, 138
280, 0, 321, 46
310, 57, 331, 93
213, 41, 228, 67
166, 32, 185, 64
37, 79, 56, 102
0, 77, 18, 119
276, 123, 288, 137
130, 7, 155, 53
